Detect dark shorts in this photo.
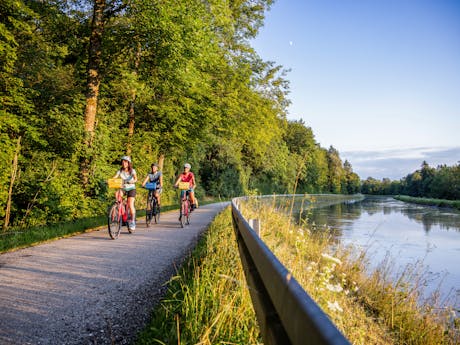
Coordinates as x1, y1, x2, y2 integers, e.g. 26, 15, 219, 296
123, 189, 136, 198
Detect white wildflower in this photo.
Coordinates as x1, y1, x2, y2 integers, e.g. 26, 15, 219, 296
325, 283, 343, 293
327, 300, 343, 313
321, 253, 342, 265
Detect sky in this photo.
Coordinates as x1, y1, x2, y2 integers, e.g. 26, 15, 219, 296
251, 0, 460, 180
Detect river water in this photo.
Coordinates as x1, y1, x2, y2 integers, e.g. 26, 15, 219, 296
302, 195, 460, 309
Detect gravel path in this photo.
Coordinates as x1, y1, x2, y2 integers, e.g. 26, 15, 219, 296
0, 202, 228, 345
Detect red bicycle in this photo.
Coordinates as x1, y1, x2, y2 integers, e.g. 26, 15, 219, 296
107, 178, 133, 239
178, 182, 191, 228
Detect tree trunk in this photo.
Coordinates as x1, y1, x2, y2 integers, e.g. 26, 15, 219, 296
81, 0, 106, 189
127, 42, 142, 156
158, 154, 165, 171
4, 136, 21, 231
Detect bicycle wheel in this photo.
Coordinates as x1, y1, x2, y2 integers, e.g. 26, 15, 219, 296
146, 193, 153, 227
152, 199, 160, 224
186, 201, 191, 225
108, 203, 122, 239
179, 201, 186, 228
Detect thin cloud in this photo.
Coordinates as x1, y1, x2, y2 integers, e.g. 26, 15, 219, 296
342, 147, 460, 180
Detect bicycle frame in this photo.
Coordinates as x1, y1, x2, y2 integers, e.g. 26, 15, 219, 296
179, 190, 191, 228
146, 190, 160, 226
108, 189, 132, 239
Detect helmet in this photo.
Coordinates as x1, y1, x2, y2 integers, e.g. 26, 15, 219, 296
151, 163, 159, 168
184, 163, 191, 169
121, 155, 131, 163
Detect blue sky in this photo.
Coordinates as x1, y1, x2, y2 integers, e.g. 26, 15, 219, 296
252, 0, 460, 180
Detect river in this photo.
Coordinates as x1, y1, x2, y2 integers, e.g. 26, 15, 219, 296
301, 195, 460, 309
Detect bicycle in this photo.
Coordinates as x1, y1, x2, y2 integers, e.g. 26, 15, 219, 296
107, 178, 134, 239
178, 182, 191, 228
144, 182, 160, 226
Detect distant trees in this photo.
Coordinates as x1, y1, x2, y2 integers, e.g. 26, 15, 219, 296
361, 161, 460, 200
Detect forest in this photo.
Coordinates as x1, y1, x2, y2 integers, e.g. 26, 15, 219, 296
1, 0, 361, 230
361, 161, 460, 200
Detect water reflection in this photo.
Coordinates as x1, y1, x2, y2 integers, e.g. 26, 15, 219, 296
301, 195, 460, 307
306, 196, 460, 233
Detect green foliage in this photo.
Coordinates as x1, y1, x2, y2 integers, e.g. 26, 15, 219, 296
1, 0, 358, 230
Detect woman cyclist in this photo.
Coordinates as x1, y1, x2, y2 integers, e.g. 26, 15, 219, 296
141, 163, 163, 208
174, 163, 197, 210
113, 155, 137, 231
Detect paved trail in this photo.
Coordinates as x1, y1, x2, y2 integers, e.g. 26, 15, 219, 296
0, 202, 228, 345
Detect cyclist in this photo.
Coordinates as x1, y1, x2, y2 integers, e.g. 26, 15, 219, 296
141, 163, 163, 208
174, 163, 197, 211
113, 155, 137, 231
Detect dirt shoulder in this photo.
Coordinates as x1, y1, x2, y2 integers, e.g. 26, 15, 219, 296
0, 202, 228, 345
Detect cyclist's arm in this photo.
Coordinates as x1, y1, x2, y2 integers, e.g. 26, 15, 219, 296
174, 175, 181, 187
141, 175, 149, 187
131, 171, 138, 184
191, 173, 196, 189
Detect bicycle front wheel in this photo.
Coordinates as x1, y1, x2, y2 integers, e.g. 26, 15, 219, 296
186, 203, 191, 225
153, 200, 160, 224
146, 193, 153, 227
108, 203, 122, 239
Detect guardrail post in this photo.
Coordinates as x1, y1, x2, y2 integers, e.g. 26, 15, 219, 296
249, 219, 261, 237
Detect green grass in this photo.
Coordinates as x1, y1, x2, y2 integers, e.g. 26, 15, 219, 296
394, 195, 460, 210
136, 207, 261, 345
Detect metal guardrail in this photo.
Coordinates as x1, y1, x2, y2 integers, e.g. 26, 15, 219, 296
231, 197, 351, 345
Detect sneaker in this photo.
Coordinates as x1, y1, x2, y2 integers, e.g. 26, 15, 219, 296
191, 203, 196, 210
129, 221, 136, 231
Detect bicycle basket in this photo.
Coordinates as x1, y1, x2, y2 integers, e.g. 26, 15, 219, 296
178, 181, 190, 190
145, 182, 157, 190
108, 178, 123, 189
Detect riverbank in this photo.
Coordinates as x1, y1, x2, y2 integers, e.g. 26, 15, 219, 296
394, 195, 460, 210
137, 200, 459, 344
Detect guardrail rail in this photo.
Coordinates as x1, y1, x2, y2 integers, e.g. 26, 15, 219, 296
231, 197, 351, 345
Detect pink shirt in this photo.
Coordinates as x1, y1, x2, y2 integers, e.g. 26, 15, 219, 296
179, 172, 195, 187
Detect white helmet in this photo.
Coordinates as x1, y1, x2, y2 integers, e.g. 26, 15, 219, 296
121, 155, 131, 163
184, 163, 191, 169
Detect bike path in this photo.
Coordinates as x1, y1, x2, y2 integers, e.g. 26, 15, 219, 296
0, 202, 229, 345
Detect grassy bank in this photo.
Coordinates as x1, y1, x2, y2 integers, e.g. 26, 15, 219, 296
136, 207, 261, 344
240, 197, 459, 344
394, 195, 460, 210
138, 199, 458, 344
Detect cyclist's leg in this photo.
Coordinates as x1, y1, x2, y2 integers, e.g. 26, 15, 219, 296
127, 190, 136, 229
154, 189, 161, 207
188, 189, 196, 210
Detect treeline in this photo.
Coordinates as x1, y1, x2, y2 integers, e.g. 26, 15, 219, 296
361, 161, 460, 200
1, 0, 359, 230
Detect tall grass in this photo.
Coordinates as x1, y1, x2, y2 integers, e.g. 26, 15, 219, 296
239, 196, 459, 345
137, 208, 261, 345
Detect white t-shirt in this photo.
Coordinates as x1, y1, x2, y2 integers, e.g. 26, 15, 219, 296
115, 169, 136, 191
